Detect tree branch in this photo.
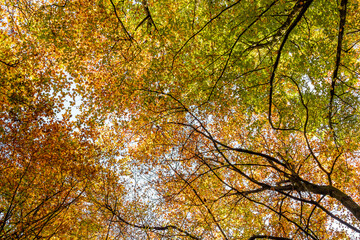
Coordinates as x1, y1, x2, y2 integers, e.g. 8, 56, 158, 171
268, 0, 314, 130
248, 235, 291, 240
329, 0, 348, 132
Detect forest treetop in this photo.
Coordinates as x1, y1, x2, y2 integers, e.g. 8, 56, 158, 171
1, 0, 360, 239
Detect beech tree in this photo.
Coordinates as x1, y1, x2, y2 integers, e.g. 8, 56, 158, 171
1, 0, 360, 239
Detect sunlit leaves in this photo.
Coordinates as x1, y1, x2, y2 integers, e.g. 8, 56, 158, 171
2, 0, 360, 239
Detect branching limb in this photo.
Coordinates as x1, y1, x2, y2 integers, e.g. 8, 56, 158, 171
268, 0, 313, 130
0, 59, 18, 67
329, 0, 348, 135
109, 0, 133, 41
104, 204, 201, 240
248, 235, 292, 240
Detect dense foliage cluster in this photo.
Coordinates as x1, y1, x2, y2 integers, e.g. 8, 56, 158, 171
1, 0, 360, 239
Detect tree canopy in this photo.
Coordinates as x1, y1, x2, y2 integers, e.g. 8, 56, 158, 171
1, 0, 360, 239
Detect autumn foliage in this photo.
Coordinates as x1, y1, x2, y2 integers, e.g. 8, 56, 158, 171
1, 0, 360, 239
